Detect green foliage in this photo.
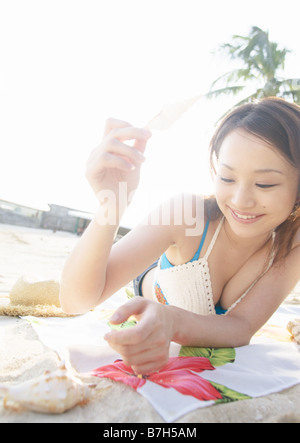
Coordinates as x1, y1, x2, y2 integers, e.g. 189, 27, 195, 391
206, 26, 300, 108
179, 346, 236, 367
208, 380, 251, 403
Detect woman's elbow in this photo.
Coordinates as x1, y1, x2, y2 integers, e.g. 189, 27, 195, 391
226, 315, 252, 348
59, 294, 86, 315
59, 285, 99, 315
233, 335, 251, 348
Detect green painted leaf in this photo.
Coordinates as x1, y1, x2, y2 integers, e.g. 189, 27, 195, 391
208, 380, 251, 403
179, 346, 235, 367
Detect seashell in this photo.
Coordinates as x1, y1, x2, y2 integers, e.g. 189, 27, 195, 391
0, 362, 94, 414
287, 318, 300, 344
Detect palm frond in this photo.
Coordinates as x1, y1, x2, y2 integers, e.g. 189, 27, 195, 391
280, 78, 300, 90
206, 26, 295, 114
281, 89, 300, 104
205, 86, 245, 99
209, 68, 255, 89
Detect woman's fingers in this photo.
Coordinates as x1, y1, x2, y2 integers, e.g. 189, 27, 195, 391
107, 126, 151, 144
131, 358, 168, 375
107, 298, 155, 342
86, 117, 151, 206
87, 124, 151, 180
103, 118, 132, 137
105, 138, 146, 166
105, 298, 171, 374
100, 152, 135, 171
107, 329, 169, 374
103, 119, 151, 148
108, 297, 148, 324
98, 124, 151, 171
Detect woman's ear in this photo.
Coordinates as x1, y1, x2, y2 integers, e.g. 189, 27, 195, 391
289, 201, 300, 221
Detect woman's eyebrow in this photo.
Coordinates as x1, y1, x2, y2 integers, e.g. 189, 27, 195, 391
219, 163, 234, 171
220, 163, 284, 175
254, 168, 284, 175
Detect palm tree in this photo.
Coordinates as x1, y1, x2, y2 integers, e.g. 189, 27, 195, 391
206, 26, 300, 107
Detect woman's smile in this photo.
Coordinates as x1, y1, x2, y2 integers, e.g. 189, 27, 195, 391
229, 207, 265, 224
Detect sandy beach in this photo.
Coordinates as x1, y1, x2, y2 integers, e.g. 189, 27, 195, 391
0, 223, 300, 423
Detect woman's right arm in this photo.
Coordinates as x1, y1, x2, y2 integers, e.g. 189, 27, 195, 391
59, 119, 173, 314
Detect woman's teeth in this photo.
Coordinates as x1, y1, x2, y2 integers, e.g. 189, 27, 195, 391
233, 211, 257, 220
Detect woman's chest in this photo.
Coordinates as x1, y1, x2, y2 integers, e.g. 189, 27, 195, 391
208, 242, 271, 309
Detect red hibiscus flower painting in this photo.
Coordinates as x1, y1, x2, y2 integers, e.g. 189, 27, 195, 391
90, 356, 222, 401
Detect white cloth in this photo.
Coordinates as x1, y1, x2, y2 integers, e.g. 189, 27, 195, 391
22, 290, 300, 422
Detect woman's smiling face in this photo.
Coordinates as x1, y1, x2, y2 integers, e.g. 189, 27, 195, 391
215, 129, 300, 239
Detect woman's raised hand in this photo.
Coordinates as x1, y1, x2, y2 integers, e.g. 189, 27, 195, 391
86, 118, 152, 203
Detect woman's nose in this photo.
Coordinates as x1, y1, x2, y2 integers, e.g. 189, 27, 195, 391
231, 184, 255, 208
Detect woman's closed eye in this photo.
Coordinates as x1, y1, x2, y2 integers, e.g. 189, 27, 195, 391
219, 177, 278, 189
220, 176, 234, 183
256, 183, 279, 189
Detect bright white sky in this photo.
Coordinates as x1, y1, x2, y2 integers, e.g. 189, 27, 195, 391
0, 0, 299, 227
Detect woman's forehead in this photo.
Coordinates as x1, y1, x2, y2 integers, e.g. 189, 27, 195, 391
218, 130, 294, 171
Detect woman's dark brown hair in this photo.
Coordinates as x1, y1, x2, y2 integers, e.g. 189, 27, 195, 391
206, 97, 300, 262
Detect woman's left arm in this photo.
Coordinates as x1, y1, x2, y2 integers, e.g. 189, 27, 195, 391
105, 244, 300, 375
225, 243, 300, 341
175, 243, 300, 347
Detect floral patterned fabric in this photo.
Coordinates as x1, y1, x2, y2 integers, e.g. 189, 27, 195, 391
23, 289, 300, 422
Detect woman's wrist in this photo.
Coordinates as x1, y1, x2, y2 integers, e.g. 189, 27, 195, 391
94, 184, 135, 228
95, 203, 120, 228
166, 304, 203, 346
165, 304, 184, 344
